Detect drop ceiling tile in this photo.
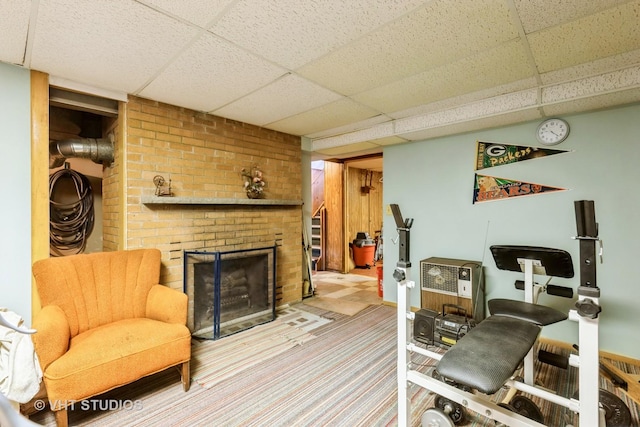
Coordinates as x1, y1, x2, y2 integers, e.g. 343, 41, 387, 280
542, 66, 640, 105
209, 0, 427, 70
368, 135, 407, 146
138, 0, 236, 27
542, 88, 640, 117
297, 0, 518, 96
398, 109, 542, 142
267, 98, 381, 136
30, 0, 197, 93
306, 114, 392, 139
540, 49, 640, 85
314, 141, 380, 157
528, 1, 640, 73
0, 0, 31, 65
211, 73, 342, 127
513, 0, 630, 34
388, 77, 538, 119
313, 122, 394, 150
139, 33, 286, 112
394, 89, 539, 135
353, 40, 534, 113
5, 0, 636, 152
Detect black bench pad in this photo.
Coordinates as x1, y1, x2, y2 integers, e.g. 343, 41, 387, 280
489, 299, 568, 326
436, 315, 541, 394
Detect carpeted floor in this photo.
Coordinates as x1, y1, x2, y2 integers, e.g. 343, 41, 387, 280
191, 307, 323, 390
28, 303, 639, 426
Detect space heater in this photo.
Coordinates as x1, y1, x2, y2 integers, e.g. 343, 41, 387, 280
419, 257, 484, 322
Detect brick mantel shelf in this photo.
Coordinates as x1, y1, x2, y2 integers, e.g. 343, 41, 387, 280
141, 196, 303, 206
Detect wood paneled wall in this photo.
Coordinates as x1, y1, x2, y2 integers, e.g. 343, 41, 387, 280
30, 70, 49, 317
345, 167, 383, 244
323, 161, 343, 271
314, 161, 383, 273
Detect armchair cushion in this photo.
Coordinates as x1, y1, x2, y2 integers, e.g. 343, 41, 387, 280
146, 284, 188, 325
30, 305, 69, 371
44, 318, 190, 401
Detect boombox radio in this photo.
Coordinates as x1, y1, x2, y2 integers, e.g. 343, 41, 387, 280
414, 304, 476, 348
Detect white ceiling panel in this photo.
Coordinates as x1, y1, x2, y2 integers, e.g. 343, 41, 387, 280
394, 89, 539, 136
349, 136, 409, 148
373, 136, 409, 146
388, 77, 539, 120
313, 122, 395, 151
314, 141, 380, 157
296, 0, 518, 96
29, 0, 198, 93
513, 0, 630, 34
352, 40, 534, 113
542, 66, 640, 106
139, 32, 287, 112
398, 109, 543, 142
212, 73, 342, 127
267, 98, 381, 136
541, 87, 640, 117
210, 0, 427, 70
0, 0, 31, 65
528, 1, 640, 73
3, 0, 639, 160
306, 114, 392, 139
539, 49, 640, 86
138, 0, 236, 28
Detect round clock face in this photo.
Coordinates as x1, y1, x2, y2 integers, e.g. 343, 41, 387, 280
536, 118, 570, 145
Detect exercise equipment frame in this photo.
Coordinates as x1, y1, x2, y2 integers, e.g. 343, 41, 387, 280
396, 200, 606, 426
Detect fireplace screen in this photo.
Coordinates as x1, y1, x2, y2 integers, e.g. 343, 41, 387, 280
184, 246, 276, 340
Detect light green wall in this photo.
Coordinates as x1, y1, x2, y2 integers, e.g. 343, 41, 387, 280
0, 62, 32, 322
383, 103, 640, 359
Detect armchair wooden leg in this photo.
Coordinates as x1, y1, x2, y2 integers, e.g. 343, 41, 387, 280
54, 408, 68, 427
181, 361, 190, 391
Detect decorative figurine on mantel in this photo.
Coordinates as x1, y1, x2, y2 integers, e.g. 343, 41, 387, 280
153, 175, 173, 196
241, 165, 266, 199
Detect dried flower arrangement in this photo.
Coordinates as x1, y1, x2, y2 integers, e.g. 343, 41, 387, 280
241, 165, 265, 199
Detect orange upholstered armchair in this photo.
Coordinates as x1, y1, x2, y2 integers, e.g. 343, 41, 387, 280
31, 249, 191, 427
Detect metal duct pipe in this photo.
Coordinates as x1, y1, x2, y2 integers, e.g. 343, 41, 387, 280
49, 134, 114, 169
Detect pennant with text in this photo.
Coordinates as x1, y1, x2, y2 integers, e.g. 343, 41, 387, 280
473, 174, 567, 204
475, 141, 569, 170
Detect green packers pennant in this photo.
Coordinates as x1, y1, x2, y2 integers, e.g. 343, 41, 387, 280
475, 141, 569, 170
473, 174, 567, 204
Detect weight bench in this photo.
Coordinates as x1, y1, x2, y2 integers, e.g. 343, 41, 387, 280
398, 201, 629, 426
436, 299, 567, 395
436, 246, 572, 396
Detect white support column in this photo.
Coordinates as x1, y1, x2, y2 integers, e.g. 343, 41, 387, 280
576, 300, 601, 425
397, 268, 413, 427
523, 259, 535, 386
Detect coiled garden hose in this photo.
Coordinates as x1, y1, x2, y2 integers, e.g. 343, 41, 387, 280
49, 168, 94, 256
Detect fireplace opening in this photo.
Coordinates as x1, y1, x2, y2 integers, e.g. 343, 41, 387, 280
184, 246, 276, 339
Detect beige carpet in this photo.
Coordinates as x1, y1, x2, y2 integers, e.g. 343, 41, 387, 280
191, 306, 328, 389
29, 305, 640, 427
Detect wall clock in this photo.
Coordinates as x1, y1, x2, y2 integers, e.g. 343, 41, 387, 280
536, 118, 570, 145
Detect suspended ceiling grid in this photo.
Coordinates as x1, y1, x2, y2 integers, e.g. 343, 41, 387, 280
1, 0, 639, 159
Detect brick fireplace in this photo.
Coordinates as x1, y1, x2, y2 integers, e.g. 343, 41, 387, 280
102, 96, 303, 307
185, 246, 276, 339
